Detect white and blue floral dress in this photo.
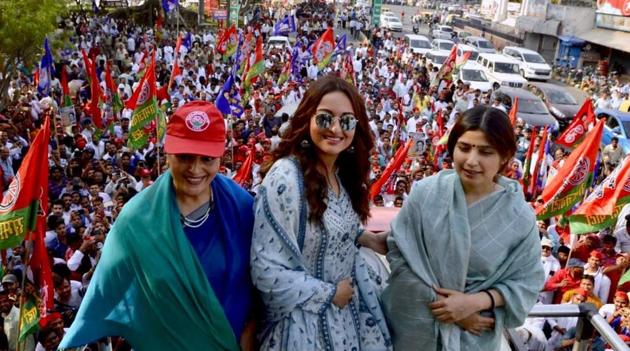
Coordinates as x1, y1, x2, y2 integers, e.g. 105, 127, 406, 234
251, 158, 392, 351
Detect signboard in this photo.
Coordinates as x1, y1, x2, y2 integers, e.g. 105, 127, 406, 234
229, 3, 240, 27
596, 13, 630, 31
372, 0, 382, 27
596, 0, 630, 16
213, 9, 228, 20
204, 0, 219, 16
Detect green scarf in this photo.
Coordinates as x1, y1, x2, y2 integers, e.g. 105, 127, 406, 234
59, 171, 238, 350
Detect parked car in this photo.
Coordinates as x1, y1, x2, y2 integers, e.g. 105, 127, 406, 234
526, 82, 579, 130
380, 15, 403, 31
456, 62, 492, 92
503, 46, 552, 81
404, 34, 432, 56
596, 108, 630, 153
456, 44, 479, 63
431, 39, 455, 52
494, 87, 560, 129
477, 53, 528, 89
432, 25, 454, 40
465, 36, 497, 53
426, 50, 451, 69
457, 30, 472, 42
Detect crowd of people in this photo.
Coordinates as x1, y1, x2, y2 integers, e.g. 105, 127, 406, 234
0, 0, 629, 350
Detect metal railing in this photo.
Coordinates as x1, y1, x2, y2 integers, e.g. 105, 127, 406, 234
505, 304, 630, 351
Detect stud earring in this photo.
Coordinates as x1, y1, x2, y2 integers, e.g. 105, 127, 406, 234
300, 139, 311, 148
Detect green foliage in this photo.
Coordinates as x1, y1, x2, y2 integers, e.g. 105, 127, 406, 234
0, 0, 66, 106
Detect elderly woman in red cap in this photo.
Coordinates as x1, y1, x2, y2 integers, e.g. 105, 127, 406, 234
61, 101, 255, 351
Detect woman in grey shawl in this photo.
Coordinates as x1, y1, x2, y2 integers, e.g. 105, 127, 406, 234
383, 105, 545, 350
251, 76, 392, 350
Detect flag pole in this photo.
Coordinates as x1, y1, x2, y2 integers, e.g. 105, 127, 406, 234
176, 4, 180, 35
15, 241, 32, 351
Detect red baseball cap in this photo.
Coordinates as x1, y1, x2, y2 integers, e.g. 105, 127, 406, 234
164, 101, 225, 157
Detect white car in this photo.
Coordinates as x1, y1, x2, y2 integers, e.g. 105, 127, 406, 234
503, 46, 552, 81
380, 16, 403, 31
431, 39, 455, 52
432, 25, 454, 40
456, 44, 479, 63
267, 36, 291, 50
456, 62, 492, 92
426, 49, 451, 69
465, 36, 497, 53
477, 53, 528, 88
404, 34, 432, 56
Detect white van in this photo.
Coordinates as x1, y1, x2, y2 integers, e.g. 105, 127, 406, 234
404, 34, 432, 56
477, 53, 527, 88
502, 46, 552, 81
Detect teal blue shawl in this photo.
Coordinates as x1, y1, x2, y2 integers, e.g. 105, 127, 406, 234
382, 170, 544, 350
59, 171, 241, 351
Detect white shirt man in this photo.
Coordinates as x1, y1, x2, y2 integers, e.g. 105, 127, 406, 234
584, 251, 611, 303
539, 238, 561, 304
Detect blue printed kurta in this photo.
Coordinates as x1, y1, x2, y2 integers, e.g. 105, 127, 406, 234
251, 158, 392, 351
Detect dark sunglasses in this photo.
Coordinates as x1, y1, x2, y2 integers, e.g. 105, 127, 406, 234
314, 112, 357, 132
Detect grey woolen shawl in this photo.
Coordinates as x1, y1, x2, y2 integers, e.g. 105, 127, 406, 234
382, 170, 544, 350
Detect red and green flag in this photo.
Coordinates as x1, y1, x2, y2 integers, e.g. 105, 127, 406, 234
127, 53, 165, 149
168, 34, 183, 92
244, 36, 264, 90
536, 118, 605, 220
311, 27, 335, 70
430, 45, 457, 87
277, 57, 292, 86
224, 25, 239, 60
570, 155, 630, 234
0, 117, 50, 249
238, 32, 254, 76
556, 98, 595, 148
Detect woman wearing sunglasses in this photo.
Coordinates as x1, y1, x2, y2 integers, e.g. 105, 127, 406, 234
251, 75, 392, 350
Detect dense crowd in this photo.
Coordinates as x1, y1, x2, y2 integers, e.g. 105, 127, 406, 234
0, 1, 630, 350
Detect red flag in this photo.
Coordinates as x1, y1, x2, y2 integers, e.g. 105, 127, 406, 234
556, 98, 595, 148
168, 34, 183, 92
529, 127, 549, 198
0, 117, 50, 249
369, 140, 413, 200
521, 127, 538, 190
84, 51, 102, 128
81, 49, 92, 78
233, 147, 254, 185
536, 119, 605, 219
431, 45, 457, 87
61, 65, 69, 96
508, 96, 519, 126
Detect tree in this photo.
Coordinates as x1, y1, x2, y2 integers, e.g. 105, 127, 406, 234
0, 0, 66, 109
